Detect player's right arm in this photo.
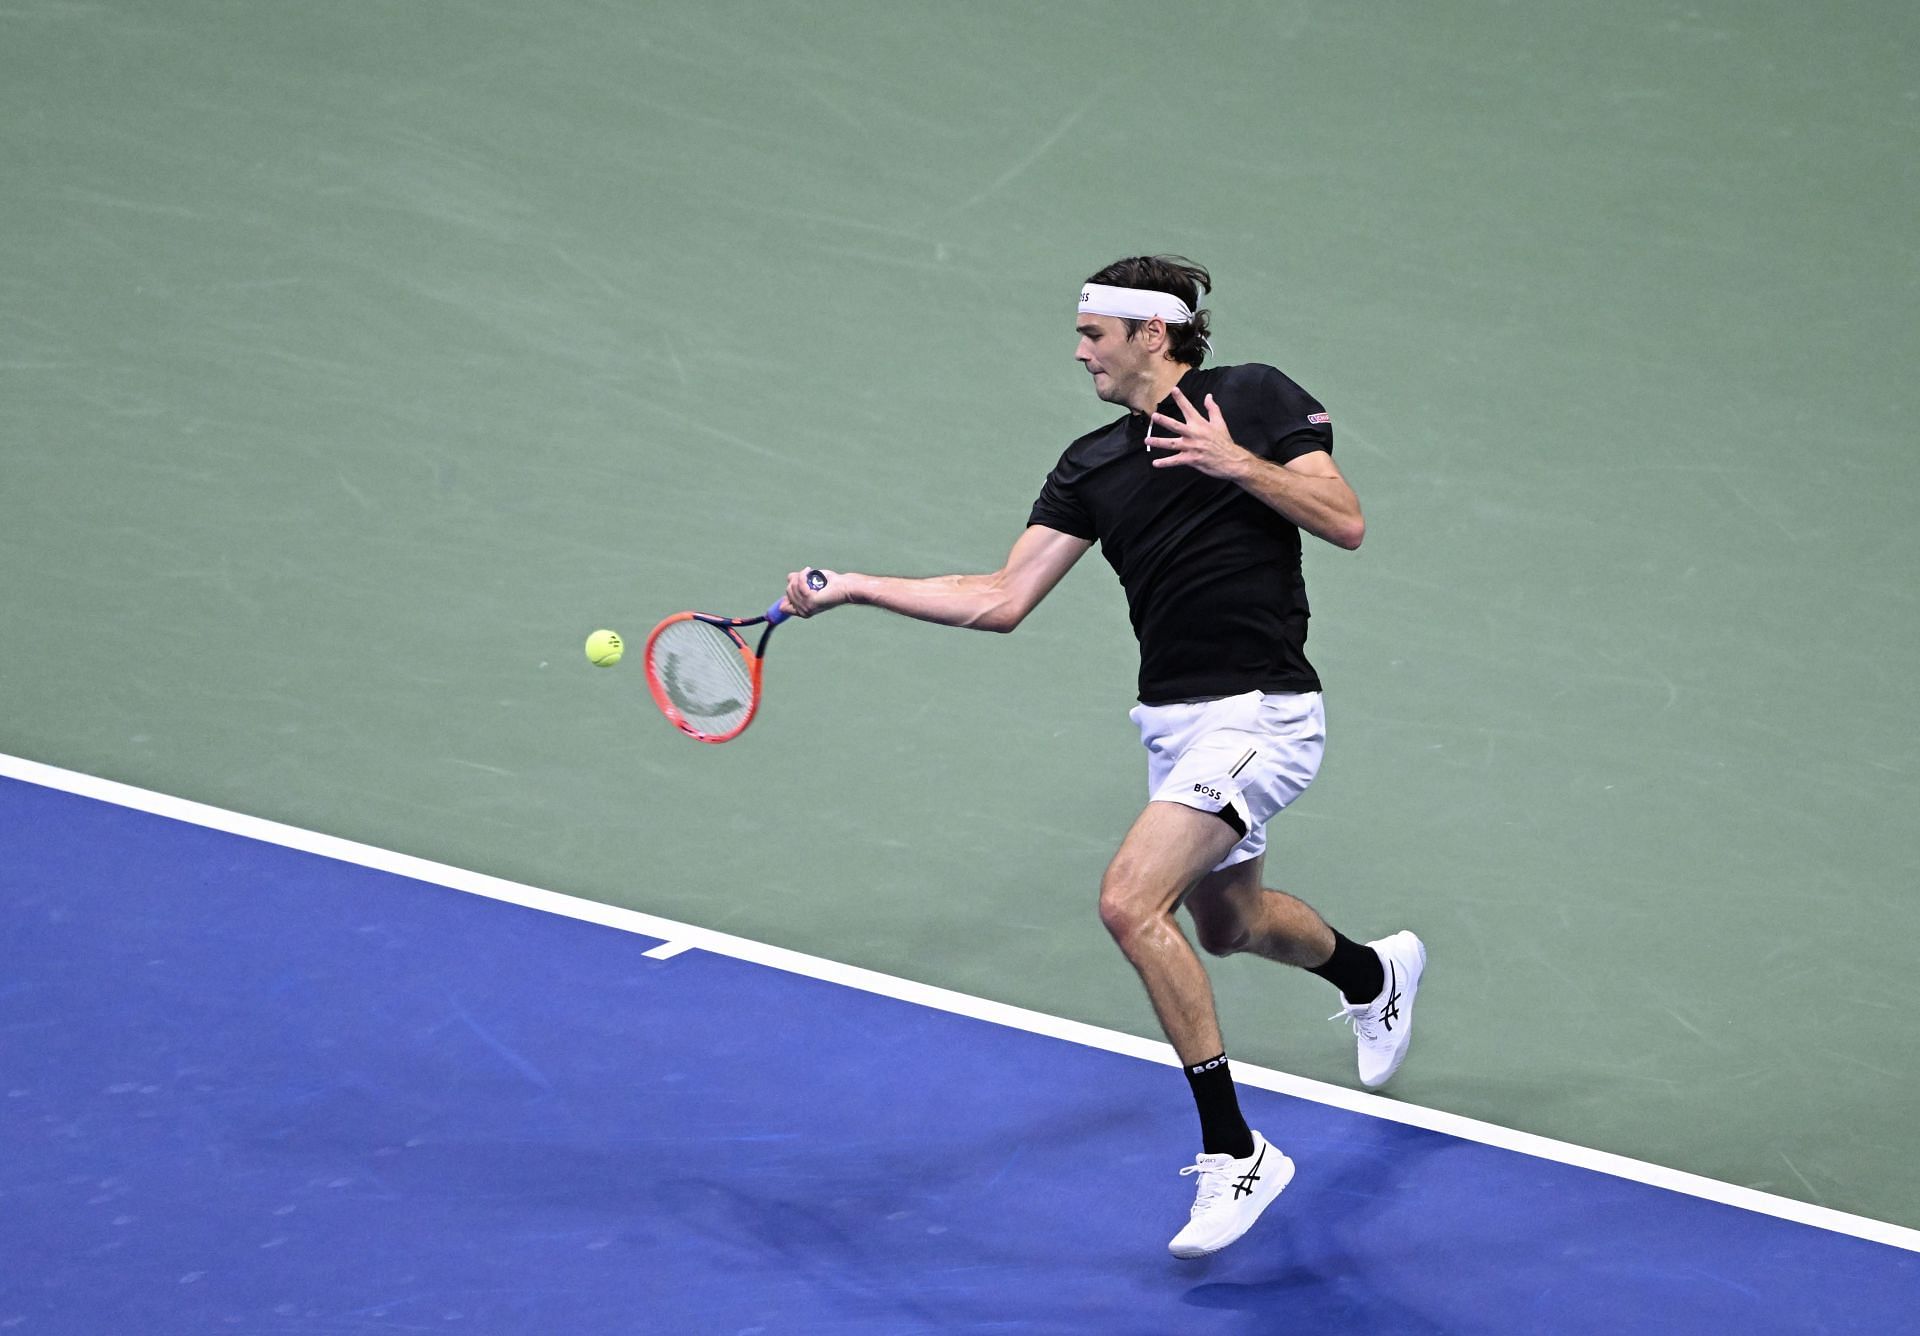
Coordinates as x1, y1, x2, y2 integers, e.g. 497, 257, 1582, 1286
783, 525, 1091, 633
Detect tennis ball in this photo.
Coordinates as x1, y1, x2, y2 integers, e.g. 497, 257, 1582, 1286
584, 629, 624, 667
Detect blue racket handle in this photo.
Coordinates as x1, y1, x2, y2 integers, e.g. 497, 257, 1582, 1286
764, 568, 828, 625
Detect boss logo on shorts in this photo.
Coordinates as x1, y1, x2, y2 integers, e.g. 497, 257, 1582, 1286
1193, 783, 1223, 802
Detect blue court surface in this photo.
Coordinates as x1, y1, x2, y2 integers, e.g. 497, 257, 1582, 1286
2, 768, 1915, 1334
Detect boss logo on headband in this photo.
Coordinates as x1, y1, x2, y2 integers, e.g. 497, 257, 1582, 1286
1077, 282, 1195, 323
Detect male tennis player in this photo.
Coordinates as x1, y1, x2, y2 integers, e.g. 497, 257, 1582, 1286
784, 256, 1425, 1259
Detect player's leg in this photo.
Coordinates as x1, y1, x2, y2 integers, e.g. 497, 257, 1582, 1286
1097, 798, 1242, 1067
1184, 855, 1425, 1090
1097, 800, 1295, 1259
1184, 853, 1336, 966
1185, 855, 1383, 993
1120, 693, 1302, 1160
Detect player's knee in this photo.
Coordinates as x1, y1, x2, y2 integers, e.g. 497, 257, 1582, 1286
1097, 886, 1142, 946
1097, 869, 1156, 948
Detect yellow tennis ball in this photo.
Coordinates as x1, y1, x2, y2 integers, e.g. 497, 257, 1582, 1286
584, 629, 624, 667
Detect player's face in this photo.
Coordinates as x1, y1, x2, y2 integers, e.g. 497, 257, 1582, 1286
1074, 313, 1154, 406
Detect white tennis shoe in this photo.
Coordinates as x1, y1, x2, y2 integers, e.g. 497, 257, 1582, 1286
1332, 931, 1426, 1089
1167, 1130, 1295, 1259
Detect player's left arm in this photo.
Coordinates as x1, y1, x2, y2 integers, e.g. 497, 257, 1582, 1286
1146, 386, 1365, 550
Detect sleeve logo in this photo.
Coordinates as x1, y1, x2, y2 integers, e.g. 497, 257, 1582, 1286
1307, 412, 1331, 425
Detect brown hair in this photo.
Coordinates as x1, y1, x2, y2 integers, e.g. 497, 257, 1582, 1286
1085, 255, 1212, 367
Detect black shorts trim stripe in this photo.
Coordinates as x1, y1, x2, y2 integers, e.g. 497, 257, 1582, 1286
1228, 748, 1258, 779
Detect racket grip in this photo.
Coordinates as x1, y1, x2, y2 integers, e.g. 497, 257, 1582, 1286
766, 568, 828, 624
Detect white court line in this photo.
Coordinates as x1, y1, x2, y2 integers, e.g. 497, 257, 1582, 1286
642, 940, 693, 961
3, 751, 1916, 1255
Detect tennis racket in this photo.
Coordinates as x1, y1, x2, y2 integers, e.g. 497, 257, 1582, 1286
642, 569, 827, 743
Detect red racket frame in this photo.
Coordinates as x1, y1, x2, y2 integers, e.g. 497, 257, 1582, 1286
642, 612, 773, 744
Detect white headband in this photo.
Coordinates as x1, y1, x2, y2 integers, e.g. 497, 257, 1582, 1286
1079, 282, 1197, 324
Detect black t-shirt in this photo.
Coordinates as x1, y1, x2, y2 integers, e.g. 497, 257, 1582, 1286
1027, 362, 1332, 705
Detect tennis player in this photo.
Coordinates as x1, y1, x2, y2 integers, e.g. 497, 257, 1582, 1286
784, 255, 1425, 1259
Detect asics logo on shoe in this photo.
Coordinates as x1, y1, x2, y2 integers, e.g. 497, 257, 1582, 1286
1231, 1145, 1266, 1200
1380, 964, 1401, 1031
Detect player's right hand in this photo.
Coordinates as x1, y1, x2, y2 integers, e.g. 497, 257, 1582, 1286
783, 567, 847, 618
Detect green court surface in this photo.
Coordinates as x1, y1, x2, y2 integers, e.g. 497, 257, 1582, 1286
4, 0, 1916, 1234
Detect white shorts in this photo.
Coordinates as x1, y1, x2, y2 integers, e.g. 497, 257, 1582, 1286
1128, 690, 1326, 871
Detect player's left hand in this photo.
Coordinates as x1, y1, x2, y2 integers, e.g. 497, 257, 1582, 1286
1146, 388, 1255, 480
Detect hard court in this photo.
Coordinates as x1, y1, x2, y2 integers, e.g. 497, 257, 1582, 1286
3, 2, 1917, 1330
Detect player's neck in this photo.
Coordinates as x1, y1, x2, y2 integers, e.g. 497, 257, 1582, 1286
1123, 360, 1193, 416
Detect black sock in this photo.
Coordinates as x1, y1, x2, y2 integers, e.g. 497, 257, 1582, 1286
1308, 931, 1386, 1005
1184, 1053, 1255, 1159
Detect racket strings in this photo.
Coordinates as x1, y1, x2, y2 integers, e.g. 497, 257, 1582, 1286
650, 619, 754, 735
